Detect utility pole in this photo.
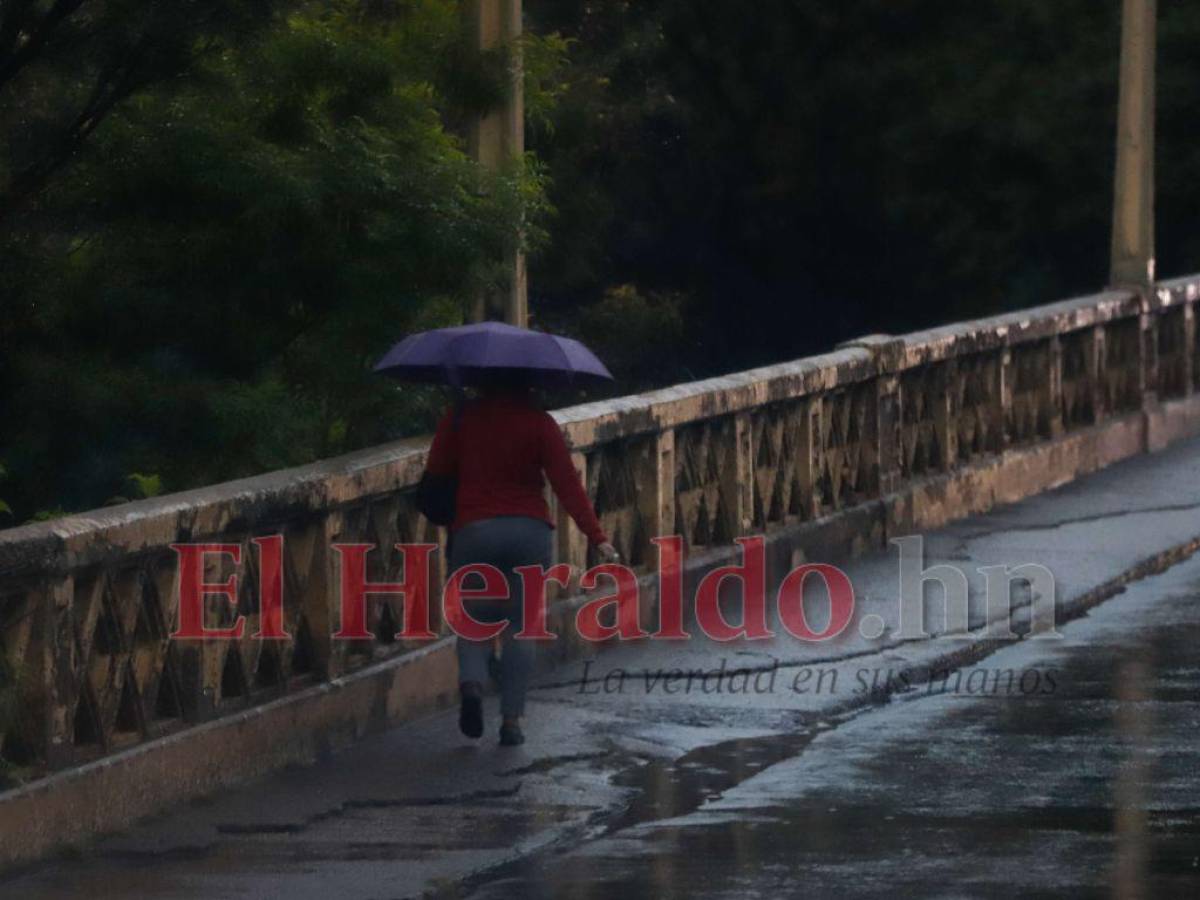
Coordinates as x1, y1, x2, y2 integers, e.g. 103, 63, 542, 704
464, 0, 527, 327
1110, 0, 1156, 289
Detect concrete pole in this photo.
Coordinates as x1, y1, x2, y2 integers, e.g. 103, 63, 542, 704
464, 0, 527, 326
1110, 0, 1156, 289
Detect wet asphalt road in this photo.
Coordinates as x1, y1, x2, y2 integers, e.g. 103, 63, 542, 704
466, 559, 1200, 899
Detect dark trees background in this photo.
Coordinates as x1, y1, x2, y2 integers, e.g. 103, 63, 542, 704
1, 0, 544, 519
531, 0, 1200, 378
3, 0, 1200, 521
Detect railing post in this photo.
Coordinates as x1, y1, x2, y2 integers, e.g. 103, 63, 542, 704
796, 397, 822, 520
996, 348, 1014, 449
1183, 303, 1196, 396
636, 430, 676, 558
934, 361, 959, 470
173, 642, 199, 722
551, 449, 590, 657
176, 553, 229, 720
1139, 296, 1159, 406
877, 375, 901, 494
837, 335, 905, 495
556, 450, 590, 580
42, 576, 74, 767
309, 514, 345, 680
1046, 336, 1065, 437
632, 429, 676, 634
722, 413, 754, 538
16, 576, 75, 768
1088, 325, 1108, 423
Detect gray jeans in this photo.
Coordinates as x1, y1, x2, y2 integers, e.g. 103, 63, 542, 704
449, 516, 553, 718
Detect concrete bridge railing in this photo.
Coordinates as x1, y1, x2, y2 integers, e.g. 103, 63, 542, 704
3, 275, 1200, 821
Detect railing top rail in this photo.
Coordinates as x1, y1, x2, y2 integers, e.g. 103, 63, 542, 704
898, 288, 1140, 365
0, 278, 1187, 574
0, 436, 435, 577
1156, 273, 1200, 305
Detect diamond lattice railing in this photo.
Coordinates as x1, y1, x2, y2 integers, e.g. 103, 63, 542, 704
4, 277, 1197, 777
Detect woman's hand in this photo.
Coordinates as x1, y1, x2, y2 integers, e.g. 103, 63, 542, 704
596, 542, 620, 564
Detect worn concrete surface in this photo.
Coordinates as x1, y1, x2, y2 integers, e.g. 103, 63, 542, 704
5, 435, 1200, 899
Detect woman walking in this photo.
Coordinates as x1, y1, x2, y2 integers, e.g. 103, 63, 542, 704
423, 379, 616, 746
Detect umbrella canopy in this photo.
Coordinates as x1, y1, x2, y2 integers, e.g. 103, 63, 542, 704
373, 321, 614, 387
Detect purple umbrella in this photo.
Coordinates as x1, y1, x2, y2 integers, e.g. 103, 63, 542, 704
373, 321, 614, 387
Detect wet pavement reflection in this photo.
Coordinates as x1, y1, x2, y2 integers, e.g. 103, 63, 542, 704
466, 580, 1200, 899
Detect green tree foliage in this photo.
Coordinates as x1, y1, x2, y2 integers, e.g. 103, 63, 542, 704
0, 0, 546, 521
6, 1, 1200, 523
0, 0, 278, 219
572, 284, 689, 392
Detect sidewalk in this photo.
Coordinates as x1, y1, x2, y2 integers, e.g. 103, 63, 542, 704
7, 434, 1200, 899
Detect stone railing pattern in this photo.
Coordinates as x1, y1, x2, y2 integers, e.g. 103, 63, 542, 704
2, 275, 1198, 776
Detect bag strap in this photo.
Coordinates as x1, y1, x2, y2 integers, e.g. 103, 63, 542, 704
447, 388, 465, 472
451, 388, 465, 431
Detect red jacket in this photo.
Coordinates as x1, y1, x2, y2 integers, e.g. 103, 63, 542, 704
424, 394, 608, 546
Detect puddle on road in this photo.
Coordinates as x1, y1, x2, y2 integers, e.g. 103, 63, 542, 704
465, 592, 1200, 899
606, 724, 833, 832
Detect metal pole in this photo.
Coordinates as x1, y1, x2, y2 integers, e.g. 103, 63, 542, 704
1110, 0, 1156, 289
464, 0, 527, 326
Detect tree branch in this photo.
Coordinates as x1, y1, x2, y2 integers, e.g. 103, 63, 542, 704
0, 0, 89, 92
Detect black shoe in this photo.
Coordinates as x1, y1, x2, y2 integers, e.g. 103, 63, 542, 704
459, 691, 483, 739
498, 723, 525, 746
